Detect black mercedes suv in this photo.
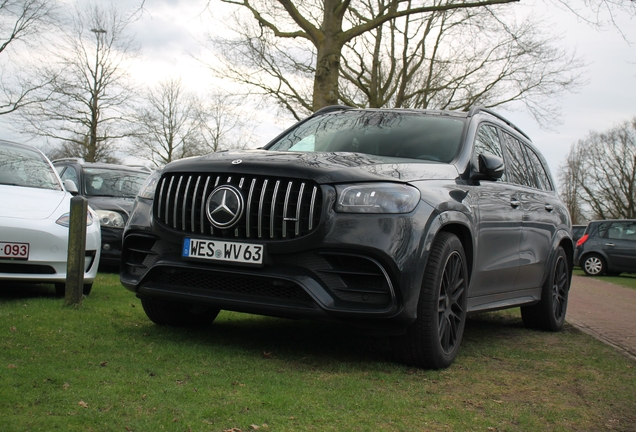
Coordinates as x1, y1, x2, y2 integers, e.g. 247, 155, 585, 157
121, 106, 573, 369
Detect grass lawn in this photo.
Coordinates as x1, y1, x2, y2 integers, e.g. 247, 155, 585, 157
573, 268, 636, 290
2, 272, 635, 431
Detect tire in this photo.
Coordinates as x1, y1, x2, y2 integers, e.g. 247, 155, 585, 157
392, 232, 468, 369
140, 297, 220, 327
582, 254, 606, 276
521, 246, 570, 331
54, 283, 93, 297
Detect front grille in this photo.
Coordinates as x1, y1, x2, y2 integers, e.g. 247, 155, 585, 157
154, 173, 322, 241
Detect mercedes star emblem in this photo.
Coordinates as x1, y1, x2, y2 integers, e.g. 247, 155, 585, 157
205, 185, 245, 229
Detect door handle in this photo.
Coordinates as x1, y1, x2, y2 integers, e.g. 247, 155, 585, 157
510, 198, 521, 208
605, 243, 615, 247
545, 204, 554, 212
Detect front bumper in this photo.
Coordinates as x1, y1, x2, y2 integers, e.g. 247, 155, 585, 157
121, 193, 437, 332
0, 216, 101, 284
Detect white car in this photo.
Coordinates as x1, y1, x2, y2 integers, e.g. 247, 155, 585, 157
0, 139, 101, 295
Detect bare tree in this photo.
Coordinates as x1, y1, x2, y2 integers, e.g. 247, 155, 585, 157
131, 80, 258, 166
197, 92, 257, 154
560, 117, 636, 220
0, 0, 60, 115
214, 0, 521, 114
558, 144, 586, 224
130, 78, 203, 167
18, 3, 138, 162
337, 5, 581, 126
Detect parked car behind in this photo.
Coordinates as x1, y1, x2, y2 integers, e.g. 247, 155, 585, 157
121, 106, 573, 369
571, 224, 587, 244
0, 140, 101, 295
53, 159, 150, 267
575, 219, 636, 276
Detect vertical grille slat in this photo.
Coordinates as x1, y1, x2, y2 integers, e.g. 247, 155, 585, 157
295, 183, 306, 236
270, 180, 280, 239
246, 178, 256, 238
282, 181, 293, 238
191, 176, 201, 233
258, 179, 268, 239
155, 173, 321, 241
182, 176, 192, 231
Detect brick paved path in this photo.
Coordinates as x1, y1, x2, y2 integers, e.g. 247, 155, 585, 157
567, 275, 636, 361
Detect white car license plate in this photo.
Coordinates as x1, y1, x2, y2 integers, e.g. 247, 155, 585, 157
0, 242, 29, 260
183, 238, 264, 265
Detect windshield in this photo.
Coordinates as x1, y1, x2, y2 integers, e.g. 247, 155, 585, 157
267, 111, 466, 163
84, 168, 150, 198
0, 143, 62, 191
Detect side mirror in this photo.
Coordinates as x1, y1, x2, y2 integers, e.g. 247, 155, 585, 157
471, 153, 505, 180
63, 179, 79, 194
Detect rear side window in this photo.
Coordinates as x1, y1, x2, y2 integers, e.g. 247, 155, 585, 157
607, 221, 636, 241
501, 132, 533, 187
524, 146, 554, 191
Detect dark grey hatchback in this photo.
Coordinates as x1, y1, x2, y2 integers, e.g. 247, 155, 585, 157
121, 106, 573, 369
575, 219, 636, 276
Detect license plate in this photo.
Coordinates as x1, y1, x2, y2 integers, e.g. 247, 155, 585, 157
0, 242, 29, 260
183, 238, 264, 264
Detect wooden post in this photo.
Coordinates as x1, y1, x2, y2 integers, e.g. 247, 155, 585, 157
65, 196, 87, 306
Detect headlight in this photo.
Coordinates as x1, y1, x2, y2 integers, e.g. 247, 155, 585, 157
335, 183, 420, 214
137, 170, 161, 199
95, 210, 126, 228
55, 211, 95, 227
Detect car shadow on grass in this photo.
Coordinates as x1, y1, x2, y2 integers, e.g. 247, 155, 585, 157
120, 308, 545, 369
0, 281, 59, 299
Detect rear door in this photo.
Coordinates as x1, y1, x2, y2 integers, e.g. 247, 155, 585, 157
604, 221, 636, 272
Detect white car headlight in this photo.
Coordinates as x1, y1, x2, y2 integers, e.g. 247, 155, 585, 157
95, 210, 126, 228
137, 170, 161, 199
335, 183, 420, 214
55, 211, 95, 227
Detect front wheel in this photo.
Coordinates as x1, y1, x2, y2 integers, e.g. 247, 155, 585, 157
582, 254, 606, 276
521, 246, 570, 331
392, 232, 468, 369
140, 297, 220, 327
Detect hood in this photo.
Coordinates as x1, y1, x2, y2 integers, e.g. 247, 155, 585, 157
1, 185, 68, 220
163, 150, 459, 184
87, 196, 135, 215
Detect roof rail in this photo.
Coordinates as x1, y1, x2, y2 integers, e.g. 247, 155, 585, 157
125, 164, 153, 172
51, 157, 85, 164
313, 105, 354, 116
468, 106, 531, 141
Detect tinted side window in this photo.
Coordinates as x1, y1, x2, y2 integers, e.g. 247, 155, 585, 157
524, 146, 553, 191
607, 222, 636, 241
501, 132, 534, 188
474, 124, 506, 181
60, 166, 78, 185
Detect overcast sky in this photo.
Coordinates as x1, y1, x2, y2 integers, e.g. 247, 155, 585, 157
4, 0, 636, 177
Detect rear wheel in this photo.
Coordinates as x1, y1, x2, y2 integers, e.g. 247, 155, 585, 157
521, 246, 570, 331
140, 297, 220, 327
582, 254, 606, 276
392, 232, 468, 369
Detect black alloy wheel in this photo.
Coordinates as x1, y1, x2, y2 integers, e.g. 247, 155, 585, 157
522, 246, 570, 331
392, 232, 468, 369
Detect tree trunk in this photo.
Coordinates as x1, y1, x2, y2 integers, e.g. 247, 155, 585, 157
312, 0, 345, 111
